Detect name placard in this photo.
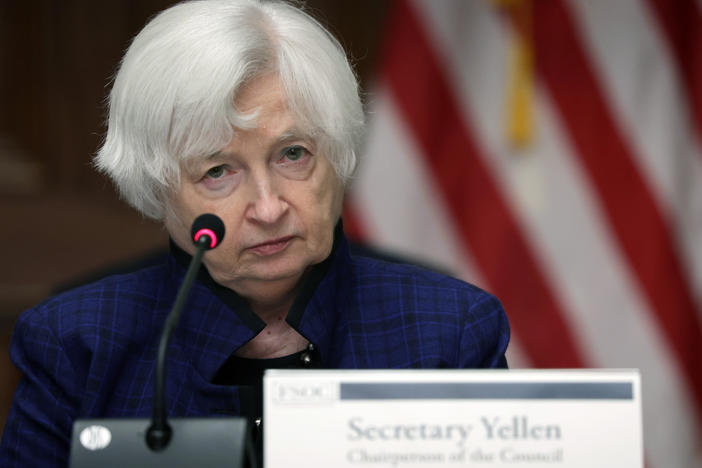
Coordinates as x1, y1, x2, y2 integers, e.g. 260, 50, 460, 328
264, 369, 641, 468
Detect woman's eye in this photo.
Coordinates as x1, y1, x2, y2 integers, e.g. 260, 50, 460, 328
282, 146, 308, 162
200, 163, 239, 194
205, 165, 227, 179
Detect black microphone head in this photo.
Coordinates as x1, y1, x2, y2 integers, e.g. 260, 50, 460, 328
190, 214, 225, 250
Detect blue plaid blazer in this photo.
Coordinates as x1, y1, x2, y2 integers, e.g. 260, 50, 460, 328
0, 230, 509, 467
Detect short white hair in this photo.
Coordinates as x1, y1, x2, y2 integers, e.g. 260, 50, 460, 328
95, 0, 364, 219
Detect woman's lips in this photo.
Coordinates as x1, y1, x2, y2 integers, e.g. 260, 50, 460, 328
248, 236, 294, 256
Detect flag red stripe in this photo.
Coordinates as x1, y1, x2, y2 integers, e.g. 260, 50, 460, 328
382, 0, 586, 367
533, 0, 702, 422
645, 0, 702, 163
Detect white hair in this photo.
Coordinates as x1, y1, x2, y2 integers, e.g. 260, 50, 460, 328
95, 0, 364, 219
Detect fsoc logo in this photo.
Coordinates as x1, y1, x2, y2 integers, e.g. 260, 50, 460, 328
273, 381, 337, 404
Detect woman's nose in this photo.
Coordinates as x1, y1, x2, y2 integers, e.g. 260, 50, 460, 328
245, 171, 288, 224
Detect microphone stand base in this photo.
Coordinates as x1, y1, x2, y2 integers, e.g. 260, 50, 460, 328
70, 417, 255, 468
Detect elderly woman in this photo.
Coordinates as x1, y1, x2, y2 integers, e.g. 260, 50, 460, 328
0, 0, 509, 466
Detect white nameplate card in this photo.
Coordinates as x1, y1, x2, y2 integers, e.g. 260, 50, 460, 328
264, 369, 641, 468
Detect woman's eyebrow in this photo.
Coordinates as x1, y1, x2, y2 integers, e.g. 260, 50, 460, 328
182, 151, 229, 174
273, 127, 316, 145
199, 150, 236, 165
204, 149, 231, 160
276, 126, 316, 144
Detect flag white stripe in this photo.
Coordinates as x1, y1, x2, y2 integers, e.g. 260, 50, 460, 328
567, 0, 702, 316
351, 89, 484, 285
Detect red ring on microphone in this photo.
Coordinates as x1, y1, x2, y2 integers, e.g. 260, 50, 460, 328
193, 228, 218, 248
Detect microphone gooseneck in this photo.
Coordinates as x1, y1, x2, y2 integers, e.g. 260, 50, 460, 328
146, 214, 225, 451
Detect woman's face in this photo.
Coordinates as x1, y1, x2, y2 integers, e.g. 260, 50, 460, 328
165, 74, 344, 298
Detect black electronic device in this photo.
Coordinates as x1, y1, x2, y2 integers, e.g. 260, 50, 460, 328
70, 418, 254, 467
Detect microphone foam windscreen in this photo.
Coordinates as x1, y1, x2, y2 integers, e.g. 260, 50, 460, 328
190, 214, 226, 249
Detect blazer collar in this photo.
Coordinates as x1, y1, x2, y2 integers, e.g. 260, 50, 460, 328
167, 221, 352, 381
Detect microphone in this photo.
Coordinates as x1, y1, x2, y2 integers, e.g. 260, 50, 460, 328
70, 214, 256, 467
147, 213, 226, 450
191, 213, 226, 250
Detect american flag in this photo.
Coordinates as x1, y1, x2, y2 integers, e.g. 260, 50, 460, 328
345, 0, 702, 466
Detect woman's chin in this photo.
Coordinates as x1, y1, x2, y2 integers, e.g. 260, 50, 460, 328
211, 259, 305, 288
